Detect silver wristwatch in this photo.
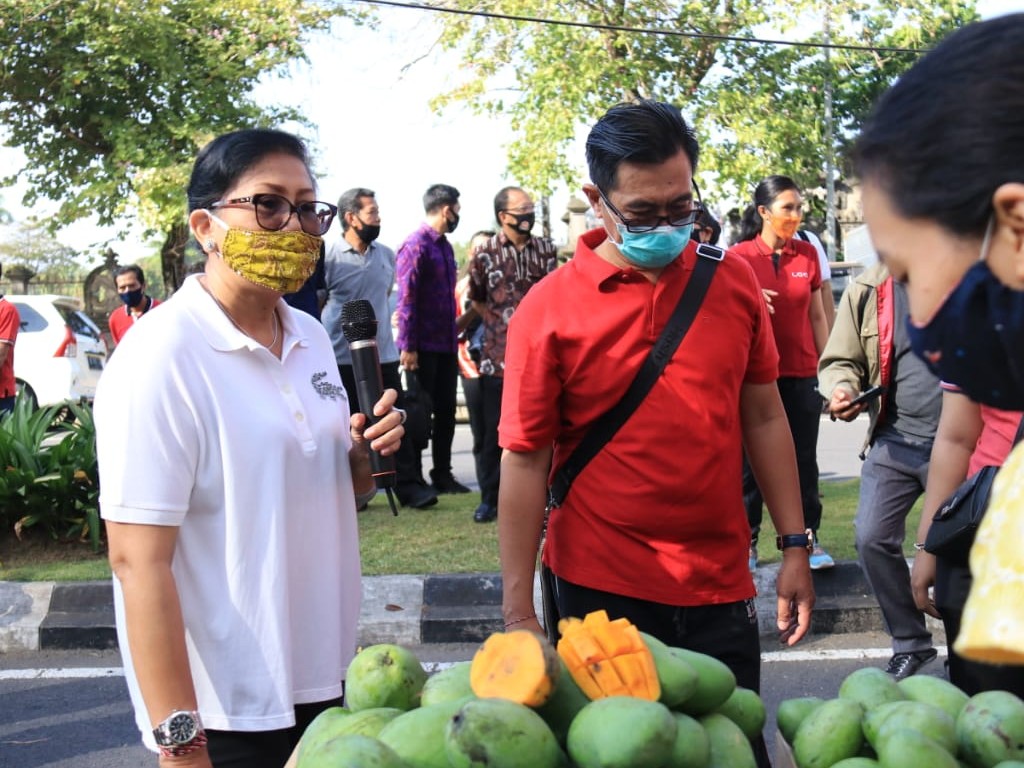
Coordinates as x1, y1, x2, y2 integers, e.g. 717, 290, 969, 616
153, 709, 204, 748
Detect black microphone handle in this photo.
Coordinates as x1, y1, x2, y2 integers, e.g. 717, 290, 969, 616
348, 339, 397, 489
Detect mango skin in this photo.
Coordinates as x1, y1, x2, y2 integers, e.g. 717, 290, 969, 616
317, 707, 403, 739
700, 712, 756, 768
378, 699, 468, 768
295, 707, 351, 764
640, 632, 700, 708
668, 647, 737, 716
568, 696, 677, 768
838, 666, 906, 711
792, 698, 864, 768
446, 697, 563, 768
831, 759, 880, 767
898, 674, 970, 722
862, 700, 957, 753
668, 712, 710, 768
535, 658, 591, 747
421, 662, 475, 707
346, 644, 428, 712
956, 690, 1024, 768
713, 687, 765, 741
296, 733, 408, 768
776, 697, 824, 745
876, 727, 958, 768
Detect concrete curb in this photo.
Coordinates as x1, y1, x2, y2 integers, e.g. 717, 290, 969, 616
0, 561, 919, 654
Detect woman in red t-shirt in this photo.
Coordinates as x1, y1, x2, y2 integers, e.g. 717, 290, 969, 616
729, 175, 831, 570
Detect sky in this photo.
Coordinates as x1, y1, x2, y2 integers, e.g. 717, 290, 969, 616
1, 0, 1021, 267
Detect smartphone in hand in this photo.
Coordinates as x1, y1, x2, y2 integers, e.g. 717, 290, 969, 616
848, 385, 887, 407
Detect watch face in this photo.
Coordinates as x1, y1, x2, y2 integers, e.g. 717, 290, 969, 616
168, 712, 198, 744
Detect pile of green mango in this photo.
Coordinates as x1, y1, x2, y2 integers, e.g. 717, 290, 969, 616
778, 666, 1024, 768
292, 637, 772, 768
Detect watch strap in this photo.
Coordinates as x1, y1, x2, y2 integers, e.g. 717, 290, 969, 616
777, 529, 813, 552
158, 732, 208, 758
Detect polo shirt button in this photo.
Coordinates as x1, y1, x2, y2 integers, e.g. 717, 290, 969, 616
295, 412, 304, 422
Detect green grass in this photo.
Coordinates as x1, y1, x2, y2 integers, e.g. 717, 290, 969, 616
0, 479, 924, 582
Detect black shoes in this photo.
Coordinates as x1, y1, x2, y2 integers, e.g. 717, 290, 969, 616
885, 648, 938, 680
396, 481, 438, 509
473, 503, 497, 523
431, 470, 472, 494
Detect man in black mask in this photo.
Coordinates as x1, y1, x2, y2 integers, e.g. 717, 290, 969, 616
322, 187, 438, 510
465, 186, 558, 523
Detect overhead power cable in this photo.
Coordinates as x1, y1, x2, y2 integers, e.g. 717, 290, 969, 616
346, 0, 930, 55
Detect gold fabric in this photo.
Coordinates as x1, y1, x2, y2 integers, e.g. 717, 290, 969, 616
220, 227, 321, 294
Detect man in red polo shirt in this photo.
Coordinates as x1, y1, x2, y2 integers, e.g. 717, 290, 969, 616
497, 101, 814, 765
0, 261, 20, 415
108, 264, 161, 346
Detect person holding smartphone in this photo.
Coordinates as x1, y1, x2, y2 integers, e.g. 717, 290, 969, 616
819, 261, 942, 679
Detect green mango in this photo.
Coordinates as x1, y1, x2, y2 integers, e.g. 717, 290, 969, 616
667, 647, 736, 716
898, 674, 969, 722
876, 727, 958, 768
378, 699, 467, 768
640, 632, 700, 708
568, 696, 677, 768
296, 733, 408, 768
792, 698, 864, 768
345, 644, 428, 712
776, 697, 824, 745
668, 712, 710, 768
956, 690, 1024, 767
421, 662, 475, 707
446, 697, 564, 768
712, 687, 765, 741
699, 712, 756, 768
838, 667, 906, 711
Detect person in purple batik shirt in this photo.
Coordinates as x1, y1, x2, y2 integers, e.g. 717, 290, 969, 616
396, 184, 473, 495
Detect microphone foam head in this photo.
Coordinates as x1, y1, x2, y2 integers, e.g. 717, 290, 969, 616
341, 299, 378, 343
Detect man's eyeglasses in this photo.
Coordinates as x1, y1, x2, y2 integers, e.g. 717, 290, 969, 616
210, 193, 338, 236
598, 185, 703, 234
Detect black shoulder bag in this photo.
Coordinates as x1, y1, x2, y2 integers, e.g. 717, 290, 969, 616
924, 416, 1024, 566
539, 244, 724, 642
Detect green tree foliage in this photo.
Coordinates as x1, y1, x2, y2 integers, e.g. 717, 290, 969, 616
0, 219, 84, 281
0, 0, 340, 288
431, 0, 977, 203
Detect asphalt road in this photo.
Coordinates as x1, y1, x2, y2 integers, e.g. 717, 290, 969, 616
0, 630, 949, 768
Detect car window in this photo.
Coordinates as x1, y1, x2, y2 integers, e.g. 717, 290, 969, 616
68, 310, 100, 340
11, 302, 48, 333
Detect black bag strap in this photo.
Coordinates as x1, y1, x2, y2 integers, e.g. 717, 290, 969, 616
1013, 415, 1024, 447
547, 244, 725, 509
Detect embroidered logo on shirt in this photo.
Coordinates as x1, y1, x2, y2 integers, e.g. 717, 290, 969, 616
311, 371, 346, 401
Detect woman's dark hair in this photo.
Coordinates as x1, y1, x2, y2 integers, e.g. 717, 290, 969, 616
586, 100, 699, 192
735, 175, 801, 243
187, 129, 312, 213
690, 208, 722, 245
854, 14, 1024, 236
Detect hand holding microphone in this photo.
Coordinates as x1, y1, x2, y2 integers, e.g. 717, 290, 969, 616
341, 299, 404, 515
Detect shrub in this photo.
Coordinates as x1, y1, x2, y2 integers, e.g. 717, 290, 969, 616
0, 397, 102, 550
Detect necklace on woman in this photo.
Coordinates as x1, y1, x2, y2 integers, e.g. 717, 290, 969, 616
200, 278, 279, 349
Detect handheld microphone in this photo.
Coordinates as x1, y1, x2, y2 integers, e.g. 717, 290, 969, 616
341, 299, 399, 515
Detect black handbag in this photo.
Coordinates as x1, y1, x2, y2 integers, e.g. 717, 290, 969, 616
924, 416, 1024, 565
540, 244, 724, 643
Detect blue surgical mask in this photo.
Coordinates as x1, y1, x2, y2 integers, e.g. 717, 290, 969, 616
906, 221, 1024, 410
616, 224, 693, 269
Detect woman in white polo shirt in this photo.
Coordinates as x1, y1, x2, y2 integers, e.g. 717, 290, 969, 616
95, 128, 405, 767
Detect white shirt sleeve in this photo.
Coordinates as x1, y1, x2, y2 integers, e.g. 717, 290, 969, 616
800, 230, 831, 281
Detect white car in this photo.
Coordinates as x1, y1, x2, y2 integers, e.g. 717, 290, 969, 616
8, 294, 108, 409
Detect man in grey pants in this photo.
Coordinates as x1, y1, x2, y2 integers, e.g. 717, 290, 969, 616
819, 263, 941, 680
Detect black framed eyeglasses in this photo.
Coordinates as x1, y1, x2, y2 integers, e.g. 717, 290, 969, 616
210, 193, 338, 236
598, 183, 704, 234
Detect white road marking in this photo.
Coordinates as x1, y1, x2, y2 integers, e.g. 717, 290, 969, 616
0, 645, 949, 680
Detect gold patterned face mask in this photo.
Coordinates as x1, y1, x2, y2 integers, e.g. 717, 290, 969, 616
208, 213, 321, 294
